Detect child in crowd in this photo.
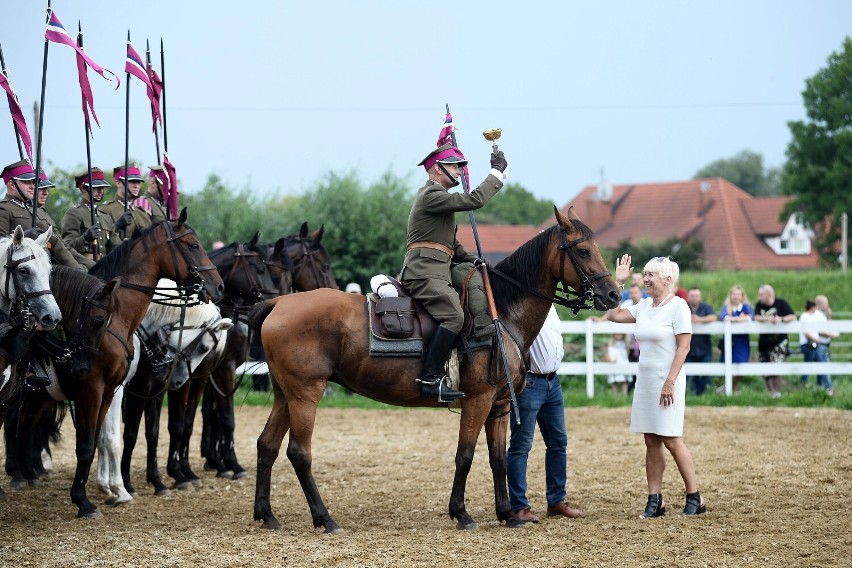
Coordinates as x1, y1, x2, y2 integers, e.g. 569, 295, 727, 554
604, 333, 630, 395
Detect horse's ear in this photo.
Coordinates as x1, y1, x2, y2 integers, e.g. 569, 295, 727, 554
178, 207, 188, 226
273, 237, 286, 255
250, 232, 260, 247
554, 206, 580, 236
35, 226, 53, 249
12, 225, 24, 246
299, 222, 309, 239
565, 205, 580, 221
99, 277, 121, 305
215, 319, 234, 332
311, 224, 324, 246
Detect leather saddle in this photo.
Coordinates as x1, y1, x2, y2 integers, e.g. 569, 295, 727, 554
368, 278, 437, 343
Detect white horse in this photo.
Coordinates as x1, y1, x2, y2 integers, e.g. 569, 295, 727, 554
96, 278, 232, 505
0, 226, 61, 330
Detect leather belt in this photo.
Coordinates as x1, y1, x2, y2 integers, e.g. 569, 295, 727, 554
528, 371, 558, 381
407, 241, 453, 257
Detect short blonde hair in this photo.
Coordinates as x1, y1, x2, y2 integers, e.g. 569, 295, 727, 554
643, 256, 679, 293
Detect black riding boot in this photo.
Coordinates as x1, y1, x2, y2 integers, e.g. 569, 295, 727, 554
418, 326, 464, 403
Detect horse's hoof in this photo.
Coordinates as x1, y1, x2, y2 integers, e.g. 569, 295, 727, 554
111, 495, 133, 506
77, 509, 103, 520
27, 478, 43, 489
154, 488, 171, 497
190, 478, 203, 489
217, 470, 234, 479
456, 520, 479, 531
323, 524, 343, 535
203, 461, 216, 472
232, 471, 249, 480
9, 479, 27, 491
261, 518, 282, 530
130, 492, 140, 499
504, 517, 529, 529
104, 495, 118, 506
174, 481, 195, 492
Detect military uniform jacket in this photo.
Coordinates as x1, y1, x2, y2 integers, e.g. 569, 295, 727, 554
0, 198, 92, 270
399, 174, 502, 328
100, 198, 153, 236
401, 174, 503, 282
61, 199, 122, 257
144, 191, 169, 225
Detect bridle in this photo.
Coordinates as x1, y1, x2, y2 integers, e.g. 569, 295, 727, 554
3, 242, 54, 330
46, 282, 113, 364
278, 237, 336, 292
488, 224, 611, 314
215, 243, 278, 320
120, 221, 218, 303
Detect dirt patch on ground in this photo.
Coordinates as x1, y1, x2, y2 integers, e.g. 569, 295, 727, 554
1, 405, 850, 567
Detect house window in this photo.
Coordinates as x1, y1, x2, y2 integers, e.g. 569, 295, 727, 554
780, 240, 789, 250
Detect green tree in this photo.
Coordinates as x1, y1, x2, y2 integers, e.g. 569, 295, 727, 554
782, 37, 852, 264
284, 170, 413, 288
181, 174, 264, 248
693, 150, 781, 196
459, 182, 553, 225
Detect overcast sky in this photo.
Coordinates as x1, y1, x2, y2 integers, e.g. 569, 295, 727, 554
2, 1, 850, 208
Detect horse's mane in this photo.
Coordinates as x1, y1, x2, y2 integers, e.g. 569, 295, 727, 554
209, 240, 269, 265
89, 222, 163, 279
145, 278, 222, 328
489, 220, 594, 312
50, 265, 108, 324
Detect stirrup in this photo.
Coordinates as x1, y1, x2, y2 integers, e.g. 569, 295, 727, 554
24, 374, 52, 390
417, 376, 465, 403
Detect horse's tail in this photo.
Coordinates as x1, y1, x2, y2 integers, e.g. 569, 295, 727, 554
247, 300, 275, 338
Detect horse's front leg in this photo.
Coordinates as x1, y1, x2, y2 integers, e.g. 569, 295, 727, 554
448, 396, 493, 530
143, 395, 169, 495
71, 385, 108, 518
166, 385, 193, 490
485, 405, 521, 526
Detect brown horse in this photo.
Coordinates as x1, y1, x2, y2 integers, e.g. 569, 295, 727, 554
249, 207, 619, 532
65, 210, 223, 518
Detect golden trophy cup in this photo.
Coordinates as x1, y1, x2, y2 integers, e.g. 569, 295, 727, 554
482, 128, 502, 154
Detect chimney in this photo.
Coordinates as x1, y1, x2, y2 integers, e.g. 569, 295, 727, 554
698, 181, 712, 215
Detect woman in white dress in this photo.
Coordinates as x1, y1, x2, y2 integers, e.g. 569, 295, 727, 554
606, 254, 706, 518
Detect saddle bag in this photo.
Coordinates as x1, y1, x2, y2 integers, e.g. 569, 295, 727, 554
375, 297, 417, 339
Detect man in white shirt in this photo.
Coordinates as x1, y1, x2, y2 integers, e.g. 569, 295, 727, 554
799, 299, 838, 394
507, 305, 586, 524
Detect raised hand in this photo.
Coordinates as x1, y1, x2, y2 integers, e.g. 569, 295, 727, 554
615, 253, 632, 284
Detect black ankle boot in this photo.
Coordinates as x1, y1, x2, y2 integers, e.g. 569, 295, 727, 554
418, 327, 464, 403
682, 491, 706, 515
640, 493, 666, 519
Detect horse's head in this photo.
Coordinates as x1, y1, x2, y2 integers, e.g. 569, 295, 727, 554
270, 223, 338, 294
0, 226, 62, 330
165, 315, 233, 391
211, 232, 278, 307
550, 206, 620, 311
163, 208, 225, 303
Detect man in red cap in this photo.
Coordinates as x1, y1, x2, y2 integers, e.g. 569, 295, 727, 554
61, 167, 122, 260
399, 142, 507, 402
0, 159, 91, 270
100, 164, 152, 236
141, 165, 170, 224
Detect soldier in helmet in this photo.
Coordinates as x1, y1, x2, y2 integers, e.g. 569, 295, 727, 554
100, 164, 152, 237
0, 159, 91, 270
399, 142, 507, 402
141, 165, 170, 224
61, 167, 122, 260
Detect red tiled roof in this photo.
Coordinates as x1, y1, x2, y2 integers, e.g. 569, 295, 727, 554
555, 178, 820, 270
455, 224, 539, 257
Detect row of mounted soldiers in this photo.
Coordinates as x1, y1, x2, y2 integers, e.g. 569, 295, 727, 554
0, 159, 171, 271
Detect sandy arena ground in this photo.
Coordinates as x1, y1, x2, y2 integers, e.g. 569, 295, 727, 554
1, 405, 850, 567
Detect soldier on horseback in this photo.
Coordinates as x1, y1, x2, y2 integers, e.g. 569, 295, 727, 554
400, 143, 507, 402
142, 165, 169, 224
61, 167, 122, 260
99, 164, 152, 236
0, 160, 91, 270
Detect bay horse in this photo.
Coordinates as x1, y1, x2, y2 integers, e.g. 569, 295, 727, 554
264, 222, 338, 294
249, 207, 619, 532
63, 209, 223, 518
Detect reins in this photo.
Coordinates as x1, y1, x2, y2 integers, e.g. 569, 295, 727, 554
4, 243, 53, 330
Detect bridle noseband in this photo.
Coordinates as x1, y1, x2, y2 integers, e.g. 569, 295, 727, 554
4, 244, 53, 329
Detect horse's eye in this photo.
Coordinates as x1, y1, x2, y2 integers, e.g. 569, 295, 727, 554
578, 248, 590, 258
18, 266, 29, 275
199, 344, 210, 354
93, 318, 105, 327
189, 243, 199, 249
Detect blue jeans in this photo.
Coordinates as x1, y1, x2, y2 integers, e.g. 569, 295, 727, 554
686, 351, 712, 395
507, 373, 567, 512
800, 343, 832, 391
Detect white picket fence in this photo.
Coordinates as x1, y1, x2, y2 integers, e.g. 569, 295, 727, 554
558, 320, 852, 397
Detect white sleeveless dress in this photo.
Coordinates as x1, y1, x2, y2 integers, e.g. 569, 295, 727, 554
627, 296, 692, 436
